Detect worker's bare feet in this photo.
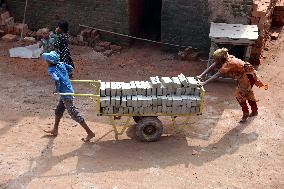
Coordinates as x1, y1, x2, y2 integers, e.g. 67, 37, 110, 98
43, 129, 58, 136
81, 133, 95, 142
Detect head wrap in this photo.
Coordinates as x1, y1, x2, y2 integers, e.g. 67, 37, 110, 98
212, 48, 229, 59
42, 51, 60, 65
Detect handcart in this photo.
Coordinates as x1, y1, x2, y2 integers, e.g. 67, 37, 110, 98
59, 80, 205, 142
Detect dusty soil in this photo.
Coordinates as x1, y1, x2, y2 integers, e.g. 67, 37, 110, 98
0, 35, 283, 189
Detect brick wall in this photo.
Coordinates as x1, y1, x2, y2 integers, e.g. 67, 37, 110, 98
6, 0, 254, 51
6, 0, 129, 43
161, 0, 210, 51
208, 0, 253, 24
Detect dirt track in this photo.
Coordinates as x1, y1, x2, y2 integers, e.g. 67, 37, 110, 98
0, 35, 283, 189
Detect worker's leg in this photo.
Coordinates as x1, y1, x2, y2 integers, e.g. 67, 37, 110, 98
248, 100, 258, 116
64, 99, 95, 142
236, 98, 249, 123
44, 98, 66, 136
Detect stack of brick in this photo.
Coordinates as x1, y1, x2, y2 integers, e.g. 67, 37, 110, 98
0, 9, 31, 39
99, 74, 203, 115
272, 0, 284, 26
70, 28, 122, 57
250, 0, 278, 64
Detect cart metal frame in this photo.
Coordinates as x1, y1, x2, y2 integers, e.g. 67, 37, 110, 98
58, 80, 205, 142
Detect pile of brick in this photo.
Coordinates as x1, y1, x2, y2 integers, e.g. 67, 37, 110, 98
177, 47, 200, 61
250, 0, 278, 64
70, 28, 122, 57
272, 0, 284, 26
0, 8, 30, 39
99, 74, 203, 115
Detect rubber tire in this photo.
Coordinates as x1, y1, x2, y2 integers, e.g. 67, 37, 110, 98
136, 117, 163, 142
133, 116, 142, 123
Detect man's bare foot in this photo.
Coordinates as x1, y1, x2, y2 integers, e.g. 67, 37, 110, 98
81, 133, 95, 142
43, 129, 58, 136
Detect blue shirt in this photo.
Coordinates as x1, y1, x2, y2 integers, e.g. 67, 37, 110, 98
48, 62, 74, 99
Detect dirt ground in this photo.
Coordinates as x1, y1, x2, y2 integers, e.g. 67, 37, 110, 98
0, 32, 283, 189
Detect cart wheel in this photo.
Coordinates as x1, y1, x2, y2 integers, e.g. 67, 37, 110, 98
133, 116, 142, 123
136, 117, 163, 142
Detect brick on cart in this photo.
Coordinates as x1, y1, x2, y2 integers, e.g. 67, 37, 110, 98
137, 95, 143, 107
157, 106, 162, 113
152, 106, 158, 113
121, 96, 127, 107
147, 96, 153, 106
122, 82, 132, 96
181, 106, 187, 114
128, 107, 134, 114
171, 77, 182, 88
181, 95, 188, 106
194, 87, 201, 96
157, 96, 162, 106
150, 76, 162, 88
133, 107, 139, 115
118, 107, 124, 114
131, 96, 138, 107
190, 107, 197, 113
142, 96, 148, 107
152, 95, 158, 106
110, 82, 116, 96
130, 81, 137, 95
100, 82, 106, 97
162, 106, 167, 113
123, 107, 129, 114
178, 73, 189, 87
166, 107, 172, 114
195, 107, 200, 113
145, 81, 153, 96
161, 77, 173, 87
110, 96, 116, 106
115, 96, 121, 108
105, 82, 111, 96
127, 95, 132, 107
161, 96, 168, 107
172, 96, 182, 107
187, 77, 198, 87
166, 96, 173, 106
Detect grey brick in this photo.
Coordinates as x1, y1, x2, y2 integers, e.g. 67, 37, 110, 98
172, 96, 182, 107
167, 96, 173, 106
131, 96, 138, 107
157, 96, 162, 106
161, 77, 173, 87
137, 95, 143, 107
127, 95, 132, 107
115, 96, 121, 107
152, 96, 158, 106
142, 96, 148, 107
100, 82, 106, 97
122, 82, 132, 96
121, 96, 127, 107
157, 106, 162, 113
111, 96, 116, 106
130, 81, 137, 95
162, 106, 167, 113
105, 82, 111, 96
128, 107, 133, 114
166, 107, 172, 114
150, 76, 162, 88
171, 77, 182, 88
161, 96, 168, 106
178, 73, 189, 87
176, 88, 182, 96
187, 77, 198, 87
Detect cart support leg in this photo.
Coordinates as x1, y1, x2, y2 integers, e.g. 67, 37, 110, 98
109, 116, 132, 140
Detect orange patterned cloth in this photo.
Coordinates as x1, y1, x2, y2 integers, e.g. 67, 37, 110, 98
219, 55, 266, 102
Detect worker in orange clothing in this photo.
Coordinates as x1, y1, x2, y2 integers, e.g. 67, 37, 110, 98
197, 48, 268, 123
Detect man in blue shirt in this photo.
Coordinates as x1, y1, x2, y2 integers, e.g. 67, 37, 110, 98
42, 51, 95, 142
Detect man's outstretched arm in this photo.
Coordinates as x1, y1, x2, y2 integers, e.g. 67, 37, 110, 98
197, 62, 217, 79
201, 71, 221, 85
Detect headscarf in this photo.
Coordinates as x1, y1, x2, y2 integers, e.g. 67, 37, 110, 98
42, 51, 60, 64
212, 48, 229, 60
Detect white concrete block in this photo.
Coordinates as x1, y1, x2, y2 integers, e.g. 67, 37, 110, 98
105, 82, 111, 96
137, 95, 143, 107
132, 96, 138, 107
111, 96, 116, 106
152, 96, 158, 106
128, 107, 133, 114
178, 73, 189, 87
115, 96, 121, 107
171, 77, 182, 88
100, 82, 106, 97
127, 95, 132, 107
167, 96, 173, 106
187, 77, 198, 87
122, 82, 132, 96
157, 96, 162, 106
121, 96, 127, 107
130, 81, 137, 95
150, 76, 162, 88
157, 106, 162, 113
161, 77, 173, 87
